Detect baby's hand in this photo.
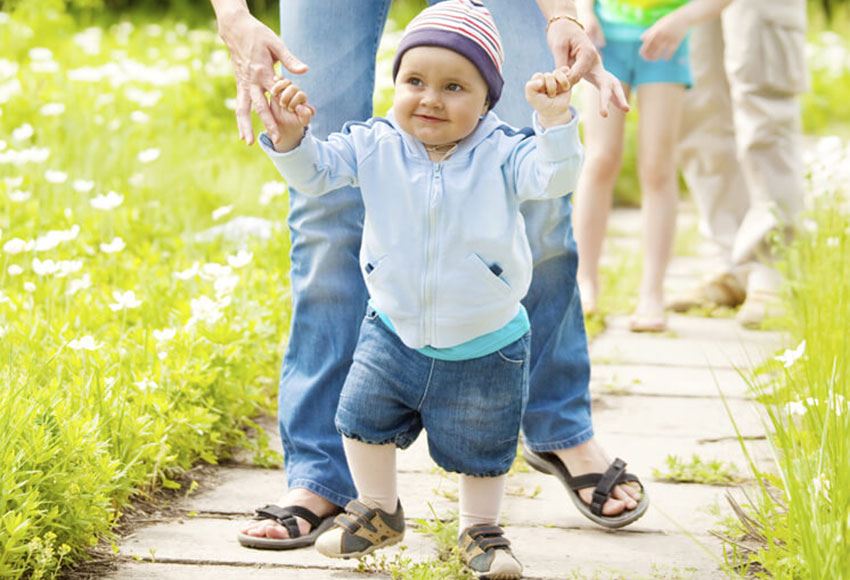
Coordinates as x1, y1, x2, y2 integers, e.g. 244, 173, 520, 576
268, 77, 316, 152
525, 67, 573, 128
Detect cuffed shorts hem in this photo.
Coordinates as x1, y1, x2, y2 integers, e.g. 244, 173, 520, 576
287, 478, 356, 508
525, 425, 594, 453
337, 429, 416, 450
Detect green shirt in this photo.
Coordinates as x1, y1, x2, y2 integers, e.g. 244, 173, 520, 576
598, 0, 688, 27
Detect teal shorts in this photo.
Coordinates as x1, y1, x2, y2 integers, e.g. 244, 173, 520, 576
600, 37, 692, 88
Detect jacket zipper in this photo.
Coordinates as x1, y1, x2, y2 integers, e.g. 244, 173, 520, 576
422, 162, 442, 344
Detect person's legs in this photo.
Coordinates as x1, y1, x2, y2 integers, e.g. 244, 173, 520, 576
488, 1, 641, 517
573, 84, 630, 315
242, 0, 392, 543
632, 83, 686, 330
342, 438, 397, 513
722, 0, 806, 326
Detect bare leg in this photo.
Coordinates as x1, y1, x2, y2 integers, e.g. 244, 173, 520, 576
573, 83, 631, 314
631, 83, 685, 331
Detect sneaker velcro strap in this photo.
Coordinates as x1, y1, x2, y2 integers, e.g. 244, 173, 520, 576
335, 513, 363, 535
346, 500, 377, 520
466, 524, 505, 539
477, 536, 511, 550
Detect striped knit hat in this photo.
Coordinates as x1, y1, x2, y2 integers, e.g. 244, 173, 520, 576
392, 0, 504, 109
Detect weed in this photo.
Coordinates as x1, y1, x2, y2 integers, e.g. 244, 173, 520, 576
653, 454, 744, 486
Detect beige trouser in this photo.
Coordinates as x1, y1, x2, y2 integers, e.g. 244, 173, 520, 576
678, 0, 807, 290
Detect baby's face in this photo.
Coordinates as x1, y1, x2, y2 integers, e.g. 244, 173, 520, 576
393, 46, 489, 148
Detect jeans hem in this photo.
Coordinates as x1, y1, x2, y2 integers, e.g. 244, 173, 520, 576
524, 425, 594, 452
287, 478, 356, 509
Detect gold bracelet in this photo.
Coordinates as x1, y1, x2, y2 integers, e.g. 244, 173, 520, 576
546, 14, 585, 32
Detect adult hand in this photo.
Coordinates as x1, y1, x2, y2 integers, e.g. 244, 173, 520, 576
216, 7, 308, 144
546, 18, 629, 117
639, 12, 688, 61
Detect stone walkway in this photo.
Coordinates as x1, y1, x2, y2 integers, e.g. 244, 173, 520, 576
108, 208, 783, 579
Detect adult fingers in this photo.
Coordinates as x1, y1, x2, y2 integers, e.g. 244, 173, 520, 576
234, 84, 254, 144
568, 43, 599, 86
250, 83, 279, 141
271, 42, 308, 76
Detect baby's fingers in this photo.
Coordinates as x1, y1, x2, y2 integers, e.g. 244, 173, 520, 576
543, 72, 558, 98
554, 68, 573, 93
289, 89, 309, 112
295, 104, 315, 126
271, 77, 291, 98
277, 83, 299, 109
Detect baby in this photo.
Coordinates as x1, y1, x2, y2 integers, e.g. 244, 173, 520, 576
260, 1, 581, 577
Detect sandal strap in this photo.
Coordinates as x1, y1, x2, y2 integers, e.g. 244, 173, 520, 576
590, 458, 628, 516
254, 504, 323, 539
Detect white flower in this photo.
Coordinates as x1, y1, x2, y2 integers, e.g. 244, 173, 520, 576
130, 110, 150, 124
157, 351, 167, 361
68, 335, 100, 351
4, 176, 23, 187
214, 273, 239, 299
128, 173, 144, 187
40, 103, 65, 116
44, 169, 68, 184
30, 60, 59, 74
0, 325, 6, 338
224, 98, 236, 110
137, 148, 160, 164
7, 264, 23, 276
32, 257, 58, 276
23, 282, 36, 293
90, 191, 123, 210
153, 327, 176, 342
211, 205, 233, 221
28, 47, 53, 61
173, 262, 199, 280
826, 237, 840, 248
803, 219, 819, 234
125, 87, 161, 107
12, 123, 33, 141
3, 238, 29, 255
784, 400, 808, 416
259, 181, 287, 205
200, 262, 232, 281
66, 274, 92, 296
109, 289, 142, 311
33, 225, 79, 252
73, 179, 94, 193
8, 190, 31, 203
100, 237, 126, 253
227, 249, 253, 268
134, 378, 158, 391
186, 295, 226, 327
775, 340, 806, 369
0, 290, 9, 305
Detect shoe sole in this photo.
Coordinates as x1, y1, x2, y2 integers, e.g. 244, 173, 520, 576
318, 530, 405, 559
237, 515, 337, 550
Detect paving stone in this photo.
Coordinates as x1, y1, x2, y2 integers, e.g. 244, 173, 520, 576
180, 466, 737, 536
590, 328, 779, 369
117, 516, 720, 579
592, 394, 764, 439
591, 363, 752, 399
106, 563, 365, 579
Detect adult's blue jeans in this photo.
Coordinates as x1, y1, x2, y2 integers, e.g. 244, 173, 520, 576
278, 0, 593, 507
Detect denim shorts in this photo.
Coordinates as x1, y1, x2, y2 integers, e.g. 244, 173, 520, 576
335, 308, 530, 477
601, 37, 692, 88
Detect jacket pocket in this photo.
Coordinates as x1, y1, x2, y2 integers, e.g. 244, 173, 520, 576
363, 255, 389, 279
466, 253, 512, 297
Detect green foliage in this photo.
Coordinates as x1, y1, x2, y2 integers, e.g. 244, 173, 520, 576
652, 454, 744, 486
718, 140, 850, 577
0, 8, 286, 577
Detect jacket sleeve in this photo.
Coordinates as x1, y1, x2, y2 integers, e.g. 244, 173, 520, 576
506, 108, 584, 202
259, 128, 361, 197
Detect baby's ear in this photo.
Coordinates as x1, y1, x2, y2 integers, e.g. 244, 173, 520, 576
481, 98, 490, 115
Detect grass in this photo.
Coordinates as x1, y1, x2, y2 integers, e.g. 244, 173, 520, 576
653, 454, 744, 486
715, 137, 850, 577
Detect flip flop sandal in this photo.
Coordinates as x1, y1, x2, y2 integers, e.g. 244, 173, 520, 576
237, 504, 341, 550
524, 450, 649, 529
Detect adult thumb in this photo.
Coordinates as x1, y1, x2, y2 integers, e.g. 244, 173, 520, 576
274, 43, 308, 75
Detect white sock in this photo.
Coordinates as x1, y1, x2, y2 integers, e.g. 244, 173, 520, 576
342, 437, 398, 513
458, 474, 506, 537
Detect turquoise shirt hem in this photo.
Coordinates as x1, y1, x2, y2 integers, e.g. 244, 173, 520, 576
371, 300, 530, 361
